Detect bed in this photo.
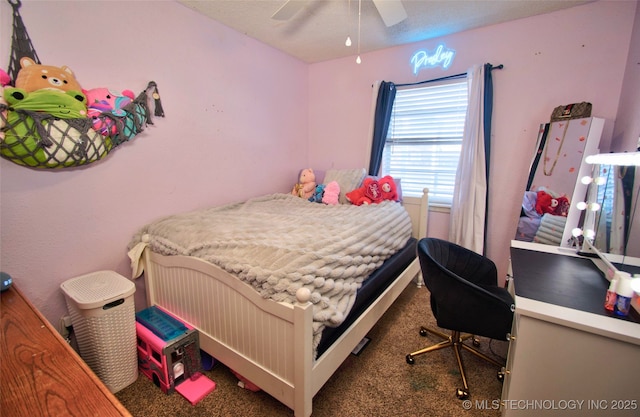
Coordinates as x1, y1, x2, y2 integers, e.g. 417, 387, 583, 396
127, 170, 429, 417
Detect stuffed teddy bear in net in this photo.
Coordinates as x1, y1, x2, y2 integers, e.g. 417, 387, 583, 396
15, 57, 83, 93
291, 168, 317, 199
83, 87, 135, 135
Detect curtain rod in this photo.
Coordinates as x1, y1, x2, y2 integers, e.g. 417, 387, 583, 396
395, 63, 503, 88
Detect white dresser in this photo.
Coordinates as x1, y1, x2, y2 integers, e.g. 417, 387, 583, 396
502, 241, 640, 416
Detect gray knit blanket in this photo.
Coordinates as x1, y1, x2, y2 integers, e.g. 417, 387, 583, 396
128, 193, 412, 350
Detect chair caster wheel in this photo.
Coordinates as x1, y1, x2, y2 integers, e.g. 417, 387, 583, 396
456, 388, 470, 400
472, 337, 480, 347
406, 354, 415, 365
497, 370, 505, 383
419, 327, 428, 337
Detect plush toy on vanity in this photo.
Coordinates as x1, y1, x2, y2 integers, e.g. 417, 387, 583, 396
291, 168, 317, 199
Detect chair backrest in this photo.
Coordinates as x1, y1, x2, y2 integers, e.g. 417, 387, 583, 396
417, 238, 514, 340
418, 238, 496, 291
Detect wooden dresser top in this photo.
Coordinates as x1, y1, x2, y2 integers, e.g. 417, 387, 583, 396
1, 284, 132, 417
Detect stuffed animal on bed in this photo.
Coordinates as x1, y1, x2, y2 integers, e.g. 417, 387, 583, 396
379, 175, 399, 202
291, 168, 317, 199
15, 57, 83, 93
346, 177, 382, 205
346, 176, 400, 205
83, 87, 135, 135
322, 181, 340, 205
308, 184, 326, 203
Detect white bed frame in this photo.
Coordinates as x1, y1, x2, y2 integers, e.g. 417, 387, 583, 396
139, 189, 429, 417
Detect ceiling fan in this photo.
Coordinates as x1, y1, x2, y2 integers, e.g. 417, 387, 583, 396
271, 0, 408, 27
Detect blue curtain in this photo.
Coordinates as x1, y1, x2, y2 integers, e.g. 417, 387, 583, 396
482, 63, 497, 253
368, 81, 396, 176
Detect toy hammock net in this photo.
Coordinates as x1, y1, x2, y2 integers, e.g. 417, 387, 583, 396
0, 0, 164, 169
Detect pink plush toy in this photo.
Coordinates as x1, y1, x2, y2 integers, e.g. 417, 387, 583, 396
83, 87, 135, 135
291, 168, 317, 199
379, 175, 399, 202
322, 181, 340, 205
0, 69, 10, 87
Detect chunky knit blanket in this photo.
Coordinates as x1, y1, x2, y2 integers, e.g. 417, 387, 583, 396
128, 193, 412, 350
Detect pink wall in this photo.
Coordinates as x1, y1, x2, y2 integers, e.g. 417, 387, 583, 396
308, 0, 638, 284
1, 0, 638, 328
0, 1, 308, 325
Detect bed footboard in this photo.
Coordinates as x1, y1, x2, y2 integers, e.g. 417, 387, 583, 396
142, 248, 419, 417
143, 249, 314, 415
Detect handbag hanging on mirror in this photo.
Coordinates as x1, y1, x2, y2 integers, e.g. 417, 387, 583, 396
550, 102, 592, 122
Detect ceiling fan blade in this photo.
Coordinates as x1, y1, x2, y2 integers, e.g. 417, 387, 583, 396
271, 0, 308, 20
372, 0, 407, 27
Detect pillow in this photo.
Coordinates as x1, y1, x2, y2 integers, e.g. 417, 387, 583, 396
521, 191, 540, 219
323, 168, 367, 204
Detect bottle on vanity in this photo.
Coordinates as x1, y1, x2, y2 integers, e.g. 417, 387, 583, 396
614, 271, 633, 317
604, 274, 619, 312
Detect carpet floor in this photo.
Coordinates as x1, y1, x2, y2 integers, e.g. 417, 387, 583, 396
116, 283, 508, 416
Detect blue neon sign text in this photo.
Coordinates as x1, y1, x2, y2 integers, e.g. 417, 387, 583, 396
411, 44, 456, 74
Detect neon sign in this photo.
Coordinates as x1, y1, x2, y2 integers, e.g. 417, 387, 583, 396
410, 44, 456, 74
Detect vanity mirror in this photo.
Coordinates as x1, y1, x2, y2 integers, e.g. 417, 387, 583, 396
582, 153, 640, 259
578, 151, 640, 316
515, 117, 604, 247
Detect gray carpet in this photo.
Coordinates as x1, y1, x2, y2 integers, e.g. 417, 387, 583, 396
116, 283, 507, 416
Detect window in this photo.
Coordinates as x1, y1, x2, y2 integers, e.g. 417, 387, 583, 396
381, 79, 468, 206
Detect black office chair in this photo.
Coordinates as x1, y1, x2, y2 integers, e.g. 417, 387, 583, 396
406, 238, 515, 399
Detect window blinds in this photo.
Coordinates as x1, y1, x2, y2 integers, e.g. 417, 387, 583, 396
382, 80, 468, 205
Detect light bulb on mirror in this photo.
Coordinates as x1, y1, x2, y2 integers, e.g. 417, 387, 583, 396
585, 151, 640, 166
584, 229, 596, 239
589, 202, 601, 211
581, 176, 593, 185
577, 201, 588, 210
594, 176, 606, 185
572, 227, 583, 237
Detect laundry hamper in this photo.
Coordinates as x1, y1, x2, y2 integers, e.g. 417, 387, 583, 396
61, 270, 138, 393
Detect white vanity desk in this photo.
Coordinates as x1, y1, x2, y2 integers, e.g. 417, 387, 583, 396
502, 240, 640, 416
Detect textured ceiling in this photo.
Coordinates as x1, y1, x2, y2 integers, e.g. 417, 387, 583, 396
179, 0, 593, 63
